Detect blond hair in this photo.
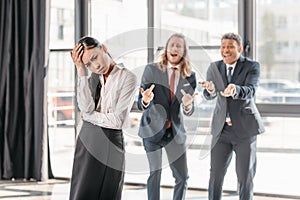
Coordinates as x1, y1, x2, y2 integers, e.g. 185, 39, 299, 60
157, 33, 191, 78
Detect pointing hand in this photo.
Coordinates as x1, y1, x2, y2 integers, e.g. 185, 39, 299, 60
199, 81, 215, 92
180, 89, 198, 107
139, 84, 155, 105
220, 84, 236, 97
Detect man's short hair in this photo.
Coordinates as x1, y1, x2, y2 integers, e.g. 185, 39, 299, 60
221, 33, 242, 46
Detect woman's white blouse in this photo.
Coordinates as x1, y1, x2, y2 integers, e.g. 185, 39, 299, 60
77, 64, 138, 130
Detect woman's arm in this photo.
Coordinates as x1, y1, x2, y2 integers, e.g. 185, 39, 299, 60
77, 76, 96, 113
71, 43, 97, 113
83, 71, 138, 129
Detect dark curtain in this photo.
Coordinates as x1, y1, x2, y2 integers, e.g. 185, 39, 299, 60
0, 0, 53, 180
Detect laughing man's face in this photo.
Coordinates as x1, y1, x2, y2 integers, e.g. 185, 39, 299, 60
220, 39, 243, 65
166, 36, 185, 66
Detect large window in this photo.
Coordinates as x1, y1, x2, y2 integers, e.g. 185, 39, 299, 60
256, 0, 300, 104
160, 0, 238, 46
48, 0, 75, 178
255, 0, 300, 196
50, 1, 74, 49
90, 0, 148, 83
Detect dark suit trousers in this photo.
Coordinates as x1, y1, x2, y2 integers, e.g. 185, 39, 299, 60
209, 125, 257, 200
143, 128, 189, 200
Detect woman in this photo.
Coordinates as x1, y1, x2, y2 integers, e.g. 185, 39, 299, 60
69, 36, 137, 200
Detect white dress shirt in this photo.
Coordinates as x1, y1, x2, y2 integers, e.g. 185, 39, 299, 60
77, 64, 138, 130
167, 63, 192, 112
207, 62, 237, 96
226, 62, 237, 77
225, 62, 237, 124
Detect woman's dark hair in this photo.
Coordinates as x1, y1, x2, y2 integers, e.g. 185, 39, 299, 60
78, 36, 115, 63
78, 36, 101, 50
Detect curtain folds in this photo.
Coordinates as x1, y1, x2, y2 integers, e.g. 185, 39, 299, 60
0, 0, 53, 180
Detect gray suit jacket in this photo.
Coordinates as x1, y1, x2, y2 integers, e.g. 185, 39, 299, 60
203, 56, 265, 139
138, 63, 196, 144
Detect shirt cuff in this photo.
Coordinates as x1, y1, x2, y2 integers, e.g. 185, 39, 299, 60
182, 104, 192, 113
232, 85, 240, 99
206, 88, 216, 96
83, 112, 103, 124
141, 99, 150, 108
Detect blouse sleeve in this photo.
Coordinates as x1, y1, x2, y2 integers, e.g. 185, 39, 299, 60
83, 71, 138, 129
77, 76, 95, 113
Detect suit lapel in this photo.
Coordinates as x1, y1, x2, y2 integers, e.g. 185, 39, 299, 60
219, 62, 228, 86
231, 56, 244, 83
219, 56, 245, 85
231, 64, 241, 83
173, 75, 184, 104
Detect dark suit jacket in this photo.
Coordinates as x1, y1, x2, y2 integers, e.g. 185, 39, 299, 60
138, 63, 196, 144
203, 56, 265, 139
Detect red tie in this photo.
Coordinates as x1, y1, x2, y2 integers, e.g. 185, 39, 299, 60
167, 67, 176, 129
170, 67, 176, 100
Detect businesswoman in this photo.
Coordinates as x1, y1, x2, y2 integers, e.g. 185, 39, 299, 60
69, 36, 137, 200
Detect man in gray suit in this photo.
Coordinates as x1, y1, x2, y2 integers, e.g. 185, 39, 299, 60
138, 33, 197, 200
200, 32, 265, 200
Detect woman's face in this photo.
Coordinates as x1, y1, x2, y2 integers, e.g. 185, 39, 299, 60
166, 36, 185, 66
81, 46, 110, 74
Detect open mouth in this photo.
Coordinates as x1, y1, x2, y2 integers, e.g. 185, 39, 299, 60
223, 54, 231, 58
170, 53, 178, 57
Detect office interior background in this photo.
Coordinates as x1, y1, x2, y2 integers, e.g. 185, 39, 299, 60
1, 0, 300, 199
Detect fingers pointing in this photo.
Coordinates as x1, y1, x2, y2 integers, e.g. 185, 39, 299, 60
180, 89, 186, 96
192, 92, 198, 98
181, 89, 198, 98
148, 84, 155, 92
139, 87, 145, 94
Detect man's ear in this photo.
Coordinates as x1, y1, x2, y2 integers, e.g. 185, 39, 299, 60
238, 45, 243, 53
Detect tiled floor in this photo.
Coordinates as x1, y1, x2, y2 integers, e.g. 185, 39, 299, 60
46, 117, 300, 199
0, 179, 299, 200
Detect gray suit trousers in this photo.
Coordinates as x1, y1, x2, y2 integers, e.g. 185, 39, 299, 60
143, 128, 189, 200
209, 125, 257, 200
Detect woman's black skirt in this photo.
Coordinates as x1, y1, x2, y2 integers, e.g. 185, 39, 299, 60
69, 121, 125, 200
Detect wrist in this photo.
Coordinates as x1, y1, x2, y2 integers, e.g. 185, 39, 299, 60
141, 99, 150, 107
207, 87, 215, 94
183, 103, 192, 111
77, 66, 87, 76
232, 86, 237, 97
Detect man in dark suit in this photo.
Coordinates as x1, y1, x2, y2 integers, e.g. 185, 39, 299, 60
138, 33, 197, 200
200, 32, 265, 200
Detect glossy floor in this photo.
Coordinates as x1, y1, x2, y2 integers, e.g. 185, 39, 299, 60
0, 179, 299, 200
